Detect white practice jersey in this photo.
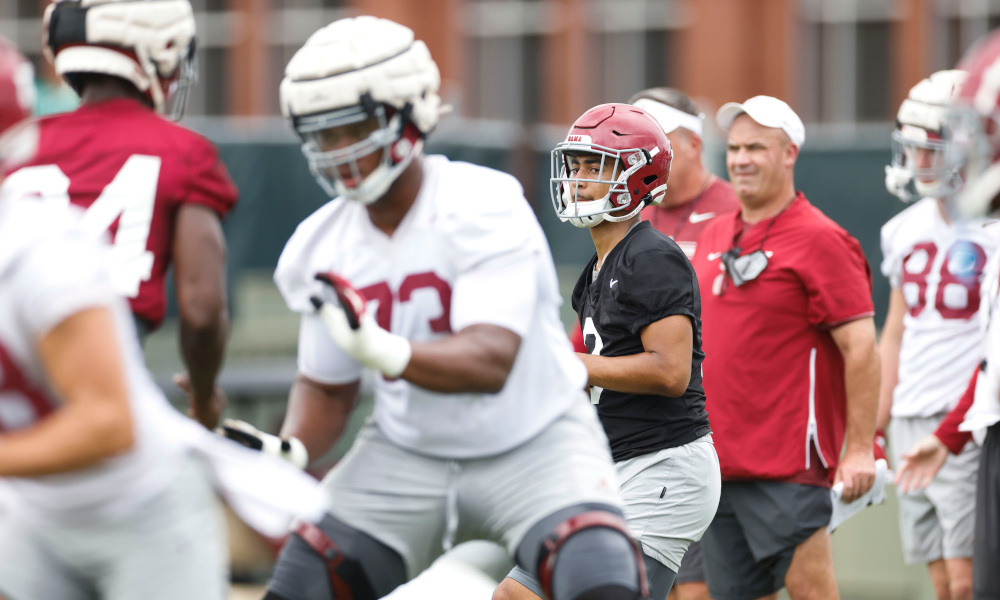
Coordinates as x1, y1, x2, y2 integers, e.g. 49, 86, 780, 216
275, 155, 588, 459
0, 194, 327, 532
881, 197, 1000, 417
0, 195, 186, 523
962, 252, 1000, 439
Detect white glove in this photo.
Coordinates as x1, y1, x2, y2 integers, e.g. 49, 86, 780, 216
216, 418, 309, 470
311, 272, 412, 378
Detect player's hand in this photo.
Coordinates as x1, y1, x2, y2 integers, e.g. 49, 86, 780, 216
174, 372, 227, 430
894, 434, 947, 495
216, 418, 309, 469
833, 447, 876, 503
311, 272, 411, 378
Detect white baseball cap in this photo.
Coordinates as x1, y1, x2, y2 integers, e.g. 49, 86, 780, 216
631, 98, 704, 136
716, 95, 805, 148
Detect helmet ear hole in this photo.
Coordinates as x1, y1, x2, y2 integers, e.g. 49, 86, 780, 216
642, 174, 658, 185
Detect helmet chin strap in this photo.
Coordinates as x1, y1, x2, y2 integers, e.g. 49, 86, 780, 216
603, 200, 645, 223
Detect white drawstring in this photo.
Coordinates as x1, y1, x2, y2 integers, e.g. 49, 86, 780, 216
442, 460, 461, 552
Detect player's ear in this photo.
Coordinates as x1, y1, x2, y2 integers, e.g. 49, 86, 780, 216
687, 131, 703, 155
784, 139, 799, 167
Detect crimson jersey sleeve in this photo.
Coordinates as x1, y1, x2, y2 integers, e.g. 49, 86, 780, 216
177, 132, 237, 218
569, 321, 587, 353
936, 368, 977, 454
799, 226, 875, 327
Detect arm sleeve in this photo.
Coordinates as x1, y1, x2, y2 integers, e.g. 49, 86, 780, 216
936, 368, 977, 454
295, 312, 363, 385
800, 228, 875, 327
12, 234, 119, 340
618, 245, 698, 335
181, 135, 239, 218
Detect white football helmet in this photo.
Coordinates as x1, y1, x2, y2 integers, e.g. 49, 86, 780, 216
43, 0, 197, 120
279, 16, 442, 205
885, 69, 967, 201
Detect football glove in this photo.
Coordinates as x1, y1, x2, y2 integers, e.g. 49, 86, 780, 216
311, 272, 412, 378
217, 419, 309, 470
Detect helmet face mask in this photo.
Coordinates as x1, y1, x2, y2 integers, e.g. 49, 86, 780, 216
888, 127, 960, 200
161, 41, 197, 120
297, 102, 419, 205
551, 144, 652, 228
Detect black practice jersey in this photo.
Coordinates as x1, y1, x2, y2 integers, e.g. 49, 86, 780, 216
572, 220, 711, 462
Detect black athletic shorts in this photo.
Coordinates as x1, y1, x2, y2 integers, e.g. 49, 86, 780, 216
975, 424, 1000, 600
700, 480, 831, 600
674, 540, 706, 584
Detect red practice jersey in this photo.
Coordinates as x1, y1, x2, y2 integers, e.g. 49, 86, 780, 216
644, 177, 741, 260
691, 193, 874, 486
3, 99, 238, 330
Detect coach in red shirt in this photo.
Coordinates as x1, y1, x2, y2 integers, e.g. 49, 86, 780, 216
690, 96, 879, 600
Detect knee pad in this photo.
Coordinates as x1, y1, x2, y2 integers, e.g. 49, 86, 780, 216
294, 519, 377, 600
518, 505, 649, 600
268, 514, 406, 600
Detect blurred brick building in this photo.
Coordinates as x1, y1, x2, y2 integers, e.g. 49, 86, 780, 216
3, 0, 997, 127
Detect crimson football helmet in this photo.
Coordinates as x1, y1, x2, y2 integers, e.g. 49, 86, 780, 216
946, 29, 1000, 218
0, 37, 33, 137
551, 104, 672, 228
43, 0, 197, 120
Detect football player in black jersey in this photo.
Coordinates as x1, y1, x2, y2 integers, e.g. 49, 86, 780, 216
494, 104, 722, 600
